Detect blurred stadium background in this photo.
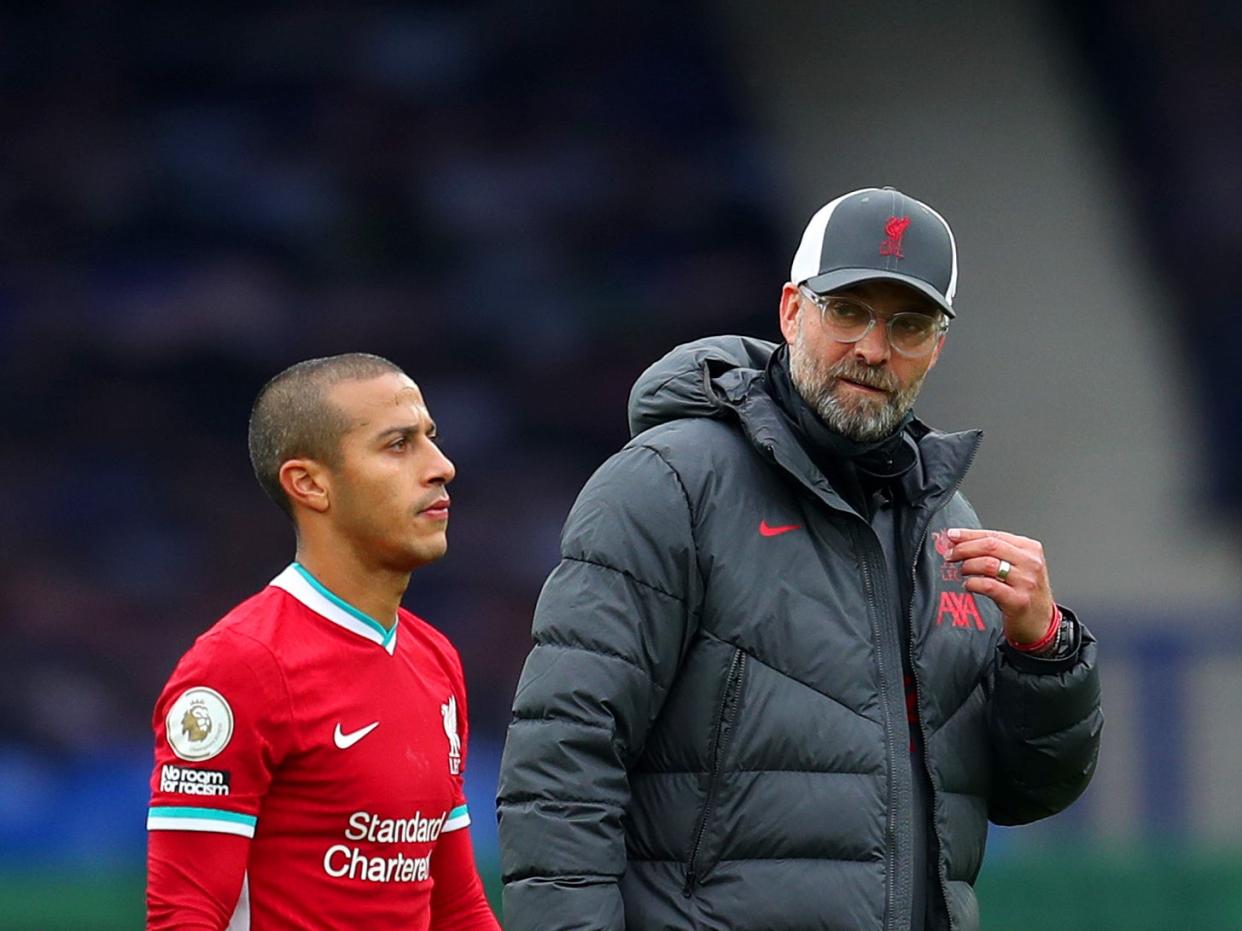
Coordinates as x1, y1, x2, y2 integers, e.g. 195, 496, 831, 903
3, 1, 1241, 927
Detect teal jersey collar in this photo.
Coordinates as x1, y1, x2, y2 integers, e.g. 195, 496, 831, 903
269, 563, 398, 654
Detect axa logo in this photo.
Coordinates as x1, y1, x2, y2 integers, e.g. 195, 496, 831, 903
880, 215, 911, 259
936, 592, 985, 631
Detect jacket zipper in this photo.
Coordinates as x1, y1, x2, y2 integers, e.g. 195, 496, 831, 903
757, 430, 982, 926
857, 529, 908, 931
683, 648, 747, 896
761, 436, 910, 919
906, 435, 981, 931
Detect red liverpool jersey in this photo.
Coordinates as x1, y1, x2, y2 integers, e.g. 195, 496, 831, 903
147, 563, 490, 929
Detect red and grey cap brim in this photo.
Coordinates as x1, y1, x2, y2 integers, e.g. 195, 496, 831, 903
800, 268, 957, 318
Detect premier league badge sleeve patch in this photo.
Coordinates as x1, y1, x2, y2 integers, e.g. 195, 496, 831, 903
165, 686, 235, 761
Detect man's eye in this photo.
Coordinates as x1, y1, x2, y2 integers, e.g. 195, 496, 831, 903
390, 438, 407, 450
893, 317, 929, 336
828, 301, 868, 324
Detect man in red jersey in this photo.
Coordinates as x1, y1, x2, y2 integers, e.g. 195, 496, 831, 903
147, 353, 500, 930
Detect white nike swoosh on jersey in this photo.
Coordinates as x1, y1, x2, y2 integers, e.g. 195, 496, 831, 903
333, 721, 380, 749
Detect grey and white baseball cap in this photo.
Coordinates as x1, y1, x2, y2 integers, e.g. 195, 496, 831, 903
790, 187, 958, 317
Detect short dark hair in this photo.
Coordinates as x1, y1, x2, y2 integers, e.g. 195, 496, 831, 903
248, 353, 405, 518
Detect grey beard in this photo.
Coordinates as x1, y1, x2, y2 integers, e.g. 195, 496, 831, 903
788, 335, 927, 442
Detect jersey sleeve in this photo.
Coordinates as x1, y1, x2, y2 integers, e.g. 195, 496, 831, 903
147, 830, 251, 930
427, 637, 497, 928
428, 825, 501, 930
147, 630, 295, 923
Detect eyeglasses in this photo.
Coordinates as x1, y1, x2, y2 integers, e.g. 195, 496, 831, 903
798, 285, 948, 358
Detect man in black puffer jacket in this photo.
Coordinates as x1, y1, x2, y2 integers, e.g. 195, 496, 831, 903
497, 187, 1102, 931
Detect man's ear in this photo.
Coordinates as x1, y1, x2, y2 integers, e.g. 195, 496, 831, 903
778, 283, 802, 345
279, 459, 331, 514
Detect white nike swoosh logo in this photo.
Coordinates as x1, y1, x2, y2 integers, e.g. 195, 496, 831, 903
333, 721, 379, 749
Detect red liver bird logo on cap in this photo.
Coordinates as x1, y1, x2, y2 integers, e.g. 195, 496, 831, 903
880, 215, 911, 258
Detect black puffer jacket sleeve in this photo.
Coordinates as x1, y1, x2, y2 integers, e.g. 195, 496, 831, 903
986, 608, 1103, 825
497, 444, 700, 931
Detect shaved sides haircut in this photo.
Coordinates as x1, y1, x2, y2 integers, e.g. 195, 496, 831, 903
248, 352, 404, 517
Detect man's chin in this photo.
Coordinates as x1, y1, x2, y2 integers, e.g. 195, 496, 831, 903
416, 538, 448, 566
829, 389, 886, 420
389, 535, 448, 572
820, 397, 899, 442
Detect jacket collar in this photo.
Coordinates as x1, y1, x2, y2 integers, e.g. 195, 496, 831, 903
713, 363, 982, 519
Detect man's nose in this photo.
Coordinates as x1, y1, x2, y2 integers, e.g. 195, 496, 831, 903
851, 320, 891, 365
428, 445, 456, 485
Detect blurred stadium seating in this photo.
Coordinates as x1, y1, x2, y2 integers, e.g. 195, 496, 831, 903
2, 2, 1239, 927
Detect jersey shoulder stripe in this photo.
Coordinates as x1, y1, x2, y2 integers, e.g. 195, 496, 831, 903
148, 805, 258, 838
442, 804, 470, 833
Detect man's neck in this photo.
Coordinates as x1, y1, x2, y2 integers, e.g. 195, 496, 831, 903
293, 544, 410, 632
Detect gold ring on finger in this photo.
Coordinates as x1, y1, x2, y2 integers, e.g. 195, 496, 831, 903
996, 559, 1012, 582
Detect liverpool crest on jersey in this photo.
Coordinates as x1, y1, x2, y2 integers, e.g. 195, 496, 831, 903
441, 695, 462, 774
